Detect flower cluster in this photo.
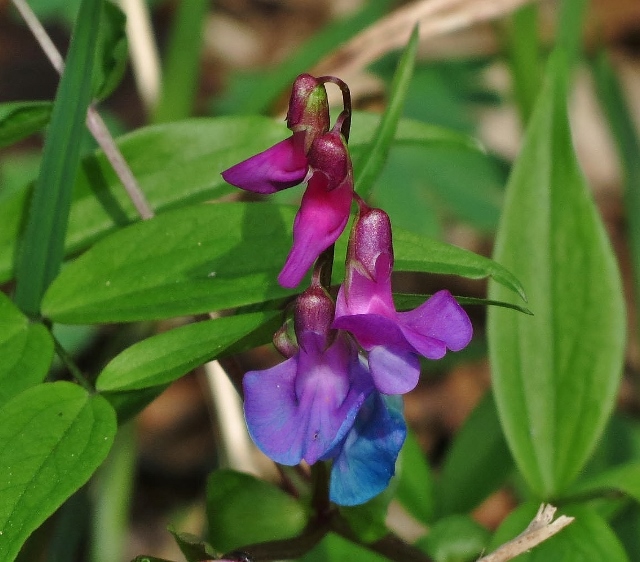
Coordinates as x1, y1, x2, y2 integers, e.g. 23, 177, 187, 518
222, 74, 472, 506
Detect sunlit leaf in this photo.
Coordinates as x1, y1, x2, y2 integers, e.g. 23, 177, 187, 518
96, 312, 280, 391
42, 203, 525, 324
0, 292, 53, 407
488, 54, 625, 497
0, 382, 116, 562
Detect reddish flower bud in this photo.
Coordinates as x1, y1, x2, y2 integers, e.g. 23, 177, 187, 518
286, 74, 330, 151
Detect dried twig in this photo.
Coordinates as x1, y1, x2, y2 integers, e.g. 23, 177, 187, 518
116, 0, 161, 112
11, 0, 155, 220
478, 504, 574, 562
313, 0, 535, 77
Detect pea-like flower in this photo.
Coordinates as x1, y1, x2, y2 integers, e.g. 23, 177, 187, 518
221, 74, 354, 289
333, 201, 473, 395
243, 283, 406, 505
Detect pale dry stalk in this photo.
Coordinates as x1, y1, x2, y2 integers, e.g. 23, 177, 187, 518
478, 504, 575, 562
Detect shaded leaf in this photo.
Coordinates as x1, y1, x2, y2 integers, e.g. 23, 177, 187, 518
395, 429, 434, 524
416, 515, 489, 562
93, 1, 128, 100
206, 469, 307, 553
0, 101, 52, 148
436, 392, 513, 517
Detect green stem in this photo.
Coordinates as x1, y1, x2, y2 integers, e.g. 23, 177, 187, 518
52, 333, 94, 393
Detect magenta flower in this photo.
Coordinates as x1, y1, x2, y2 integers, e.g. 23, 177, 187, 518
333, 202, 473, 395
221, 74, 355, 289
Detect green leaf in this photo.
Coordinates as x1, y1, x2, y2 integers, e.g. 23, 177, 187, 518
339, 486, 394, 543
395, 293, 532, 316
0, 382, 116, 562
592, 50, 640, 339
556, 0, 589, 70
487, 54, 626, 497
504, 4, 542, 124
42, 203, 526, 324
0, 292, 53, 407
153, 0, 208, 123
96, 312, 280, 391
168, 529, 217, 562
301, 532, 388, 562
42, 203, 296, 323
489, 503, 629, 561
93, 1, 128, 101
395, 429, 435, 524
0, 101, 52, 148
568, 462, 640, 504
391, 227, 526, 301
13, 0, 102, 316
130, 557, 177, 562
206, 469, 307, 553
306, 534, 388, 562
416, 515, 489, 562
436, 392, 513, 517
0, 112, 480, 284
354, 25, 419, 199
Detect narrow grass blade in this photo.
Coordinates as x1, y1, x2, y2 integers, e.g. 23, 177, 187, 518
13, 0, 102, 316
354, 25, 418, 200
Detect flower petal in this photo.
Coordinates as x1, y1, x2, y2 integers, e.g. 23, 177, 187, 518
243, 357, 305, 465
332, 312, 408, 351
278, 171, 353, 288
329, 393, 406, 506
368, 345, 421, 394
398, 290, 473, 354
221, 136, 308, 194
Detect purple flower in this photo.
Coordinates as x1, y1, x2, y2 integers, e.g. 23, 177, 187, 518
221, 74, 355, 289
243, 282, 406, 506
333, 203, 473, 395
278, 129, 353, 288
243, 285, 371, 466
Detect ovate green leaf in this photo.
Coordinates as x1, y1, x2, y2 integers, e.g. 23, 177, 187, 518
0, 112, 480, 284
96, 312, 280, 391
0, 382, 116, 562
487, 54, 626, 497
42, 203, 526, 324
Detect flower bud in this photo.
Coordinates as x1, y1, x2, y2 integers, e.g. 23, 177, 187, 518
307, 130, 350, 190
294, 284, 335, 340
348, 203, 394, 281
286, 74, 330, 151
